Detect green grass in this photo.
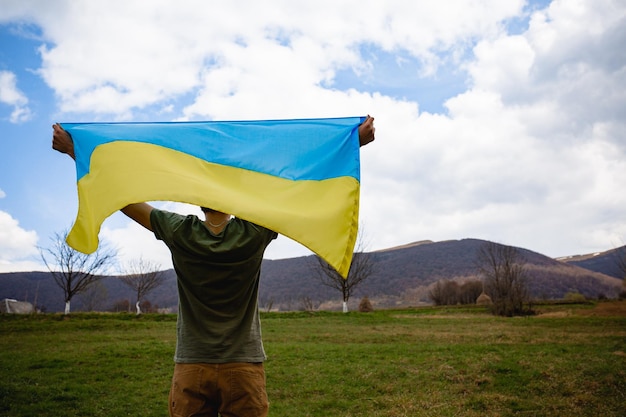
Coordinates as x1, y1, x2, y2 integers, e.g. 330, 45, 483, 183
1, 303, 625, 416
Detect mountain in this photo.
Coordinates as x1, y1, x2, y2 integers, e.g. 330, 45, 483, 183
1, 239, 623, 312
558, 246, 626, 280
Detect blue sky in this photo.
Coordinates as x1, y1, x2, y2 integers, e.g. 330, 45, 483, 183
1, 0, 624, 272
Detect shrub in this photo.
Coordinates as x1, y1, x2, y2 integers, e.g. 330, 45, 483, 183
564, 291, 587, 302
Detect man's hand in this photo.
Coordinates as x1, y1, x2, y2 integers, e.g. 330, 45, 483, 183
52, 123, 76, 160
358, 115, 375, 147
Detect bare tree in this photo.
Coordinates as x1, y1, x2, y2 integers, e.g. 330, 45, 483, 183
119, 258, 166, 315
459, 280, 484, 305
313, 234, 376, 313
299, 296, 318, 312
476, 241, 531, 316
428, 279, 483, 306
429, 279, 457, 306
259, 296, 275, 313
41, 230, 116, 314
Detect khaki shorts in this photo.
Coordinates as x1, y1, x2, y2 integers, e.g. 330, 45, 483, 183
169, 362, 269, 417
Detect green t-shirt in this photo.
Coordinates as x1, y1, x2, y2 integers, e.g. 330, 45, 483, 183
150, 209, 277, 363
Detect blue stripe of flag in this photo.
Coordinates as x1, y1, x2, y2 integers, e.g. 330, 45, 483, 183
62, 117, 364, 182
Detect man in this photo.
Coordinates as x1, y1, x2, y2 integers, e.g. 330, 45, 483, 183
52, 115, 375, 416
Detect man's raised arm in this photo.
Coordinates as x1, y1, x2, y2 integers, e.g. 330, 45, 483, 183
52, 123, 154, 231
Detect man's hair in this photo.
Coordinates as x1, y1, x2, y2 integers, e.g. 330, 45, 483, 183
200, 207, 216, 213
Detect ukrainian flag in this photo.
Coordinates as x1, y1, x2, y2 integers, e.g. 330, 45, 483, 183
61, 117, 364, 277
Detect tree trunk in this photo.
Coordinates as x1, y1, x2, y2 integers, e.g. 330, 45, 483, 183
136, 300, 142, 315
342, 301, 348, 313
64, 300, 71, 315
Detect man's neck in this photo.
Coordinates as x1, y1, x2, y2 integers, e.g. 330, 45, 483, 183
204, 211, 231, 233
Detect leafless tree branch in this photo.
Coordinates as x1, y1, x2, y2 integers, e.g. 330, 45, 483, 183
312, 232, 376, 312
40, 230, 116, 314
119, 258, 166, 314
476, 241, 531, 316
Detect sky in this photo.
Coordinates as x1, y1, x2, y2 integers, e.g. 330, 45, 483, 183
0, 0, 624, 273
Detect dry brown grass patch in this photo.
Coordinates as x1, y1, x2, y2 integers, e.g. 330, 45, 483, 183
573, 300, 626, 317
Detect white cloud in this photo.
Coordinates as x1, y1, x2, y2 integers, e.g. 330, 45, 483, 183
0, 210, 40, 272
357, 0, 626, 257
469, 0, 626, 142
0, 71, 32, 123
4, 0, 524, 117
69, 0, 626, 259
100, 220, 172, 272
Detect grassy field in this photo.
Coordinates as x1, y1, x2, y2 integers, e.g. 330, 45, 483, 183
0, 302, 625, 416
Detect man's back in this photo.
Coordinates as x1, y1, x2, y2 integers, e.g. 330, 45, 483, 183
150, 209, 277, 363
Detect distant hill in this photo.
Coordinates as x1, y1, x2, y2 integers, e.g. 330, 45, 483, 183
558, 245, 626, 280
1, 239, 623, 312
